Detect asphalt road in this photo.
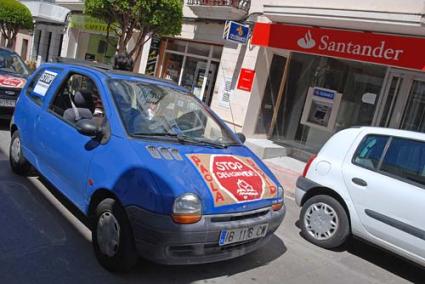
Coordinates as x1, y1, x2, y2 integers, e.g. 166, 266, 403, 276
0, 120, 424, 284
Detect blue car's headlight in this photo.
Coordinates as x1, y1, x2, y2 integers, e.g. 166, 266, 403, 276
172, 193, 202, 224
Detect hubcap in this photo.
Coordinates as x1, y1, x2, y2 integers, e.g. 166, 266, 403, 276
11, 137, 21, 163
304, 202, 339, 241
96, 212, 120, 257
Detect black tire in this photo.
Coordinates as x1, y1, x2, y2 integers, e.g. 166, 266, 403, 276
9, 130, 31, 175
300, 195, 350, 249
92, 198, 138, 272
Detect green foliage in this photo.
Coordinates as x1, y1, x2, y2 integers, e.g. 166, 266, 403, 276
85, 0, 182, 55
0, 0, 33, 31
0, 0, 33, 48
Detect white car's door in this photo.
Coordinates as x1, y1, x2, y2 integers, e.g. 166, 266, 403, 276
342, 134, 425, 261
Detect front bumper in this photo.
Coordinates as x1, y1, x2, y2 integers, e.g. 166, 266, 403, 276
126, 205, 285, 265
0, 91, 18, 119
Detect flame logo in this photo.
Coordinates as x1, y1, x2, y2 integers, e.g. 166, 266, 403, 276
297, 30, 316, 49
237, 26, 244, 36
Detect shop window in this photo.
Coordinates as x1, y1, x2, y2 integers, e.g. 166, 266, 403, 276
272, 53, 387, 153
255, 55, 286, 135
213, 46, 223, 59
187, 42, 210, 57
181, 57, 208, 98
166, 39, 186, 53
161, 53, 184, 83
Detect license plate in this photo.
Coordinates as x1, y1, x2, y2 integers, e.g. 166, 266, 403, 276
0, 98, 15, 107
219, 223, 269, 246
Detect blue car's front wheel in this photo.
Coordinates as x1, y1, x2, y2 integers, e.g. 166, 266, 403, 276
9, 130, 31, 176
92, 198, 138, 272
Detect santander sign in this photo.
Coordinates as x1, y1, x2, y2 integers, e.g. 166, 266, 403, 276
252, 23, 425, 71
298, 30, 404, 61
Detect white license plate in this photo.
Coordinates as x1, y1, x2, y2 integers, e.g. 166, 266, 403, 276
219, 223, 269, 246
0, 99, 15, 107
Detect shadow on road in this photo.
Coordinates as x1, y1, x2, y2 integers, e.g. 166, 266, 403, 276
346, 238, 425, 282
0, 139, 287, 284
295, 222, 425, 282
0, 119, 10, 131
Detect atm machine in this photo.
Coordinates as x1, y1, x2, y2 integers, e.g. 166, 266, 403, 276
301, 87, 342, 131
301, 87, 343, 148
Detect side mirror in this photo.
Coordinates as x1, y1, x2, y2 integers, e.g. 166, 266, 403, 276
76, 119, 102, 138
236, 132, 246, 144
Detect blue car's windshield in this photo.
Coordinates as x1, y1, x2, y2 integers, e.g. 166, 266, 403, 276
108, 79, 238, 146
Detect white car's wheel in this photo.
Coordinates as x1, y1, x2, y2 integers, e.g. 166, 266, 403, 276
300, 195, 350, 248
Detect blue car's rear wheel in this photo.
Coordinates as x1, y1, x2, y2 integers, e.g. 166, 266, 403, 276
9, 131, 31, 175
92, 198, 138, 272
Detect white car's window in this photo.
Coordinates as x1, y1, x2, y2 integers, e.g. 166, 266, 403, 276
381, 138, 425, 186
353, 135, 389, 170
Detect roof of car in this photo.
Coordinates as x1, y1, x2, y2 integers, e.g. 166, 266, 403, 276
352, 126, 425, 141
41, 61, 189, 93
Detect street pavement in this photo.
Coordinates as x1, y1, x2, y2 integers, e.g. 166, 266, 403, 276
0, 120, 424, 284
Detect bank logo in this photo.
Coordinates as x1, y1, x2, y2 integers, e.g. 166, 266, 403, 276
297, 30, 316, 49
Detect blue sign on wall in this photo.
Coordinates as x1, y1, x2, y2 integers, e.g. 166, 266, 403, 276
313, 88, 336, 100
223, 21, 250, 44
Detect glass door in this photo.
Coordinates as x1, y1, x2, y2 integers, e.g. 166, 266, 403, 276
400, 78, 425, 132
377, 69, 425, 132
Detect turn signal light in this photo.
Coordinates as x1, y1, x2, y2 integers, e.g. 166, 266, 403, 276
172, 214, 202, 224
272, 202, 284, 211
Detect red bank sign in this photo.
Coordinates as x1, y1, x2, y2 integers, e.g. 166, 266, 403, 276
252, 23, 425, 71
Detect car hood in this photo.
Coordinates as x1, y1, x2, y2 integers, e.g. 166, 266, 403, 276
129, 139, 282, 215
0, 71, 27, 89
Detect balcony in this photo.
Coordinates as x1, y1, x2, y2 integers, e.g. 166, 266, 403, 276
186, 0, 250, 21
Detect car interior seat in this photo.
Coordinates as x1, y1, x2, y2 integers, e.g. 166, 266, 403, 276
63, 91, 94, 123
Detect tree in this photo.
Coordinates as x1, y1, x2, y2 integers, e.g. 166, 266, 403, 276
85, 0, 183, 70
0, 0, 33, 49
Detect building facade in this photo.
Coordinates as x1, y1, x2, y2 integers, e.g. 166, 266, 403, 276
6, 0, 425, 161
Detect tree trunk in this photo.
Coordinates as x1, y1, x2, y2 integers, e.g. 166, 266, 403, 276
7, 31, 17, 49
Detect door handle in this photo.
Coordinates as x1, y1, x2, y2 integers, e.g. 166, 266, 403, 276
352, 178, 368, 187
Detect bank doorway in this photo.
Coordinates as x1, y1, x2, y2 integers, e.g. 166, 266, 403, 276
375, 69, 425, 132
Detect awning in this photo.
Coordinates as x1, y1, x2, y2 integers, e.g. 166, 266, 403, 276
69, 15, 109, 33
22, 1, 70, 24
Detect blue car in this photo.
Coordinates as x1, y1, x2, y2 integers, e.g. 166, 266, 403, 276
9, 62, 285, 271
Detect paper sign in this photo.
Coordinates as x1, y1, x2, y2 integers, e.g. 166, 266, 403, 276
188, 154, 278, 207
33, 70, 58, 96
362, 93, 377, 105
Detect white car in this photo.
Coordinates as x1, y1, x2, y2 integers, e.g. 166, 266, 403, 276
296, 127, 425, 267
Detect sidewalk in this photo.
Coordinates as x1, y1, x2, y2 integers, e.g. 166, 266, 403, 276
263, 157, 306, 199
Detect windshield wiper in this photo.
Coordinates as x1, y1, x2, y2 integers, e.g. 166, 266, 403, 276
176, 133, 227, 149
132, 132, 227, 148
132, 132, 178, 138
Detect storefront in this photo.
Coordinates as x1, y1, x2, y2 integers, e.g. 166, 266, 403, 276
250, 23, 425, 155
154, 38, 223, 105
61, 14, 117, 65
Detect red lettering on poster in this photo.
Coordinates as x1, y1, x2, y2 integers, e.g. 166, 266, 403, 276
0, 75, 26, 88
212, 156, 263, 201
252, 23, 425, 71
237, 68, 255, 92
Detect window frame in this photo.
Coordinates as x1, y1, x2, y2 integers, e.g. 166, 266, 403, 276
352, 133, 425, 189
47, 71, 108, 129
